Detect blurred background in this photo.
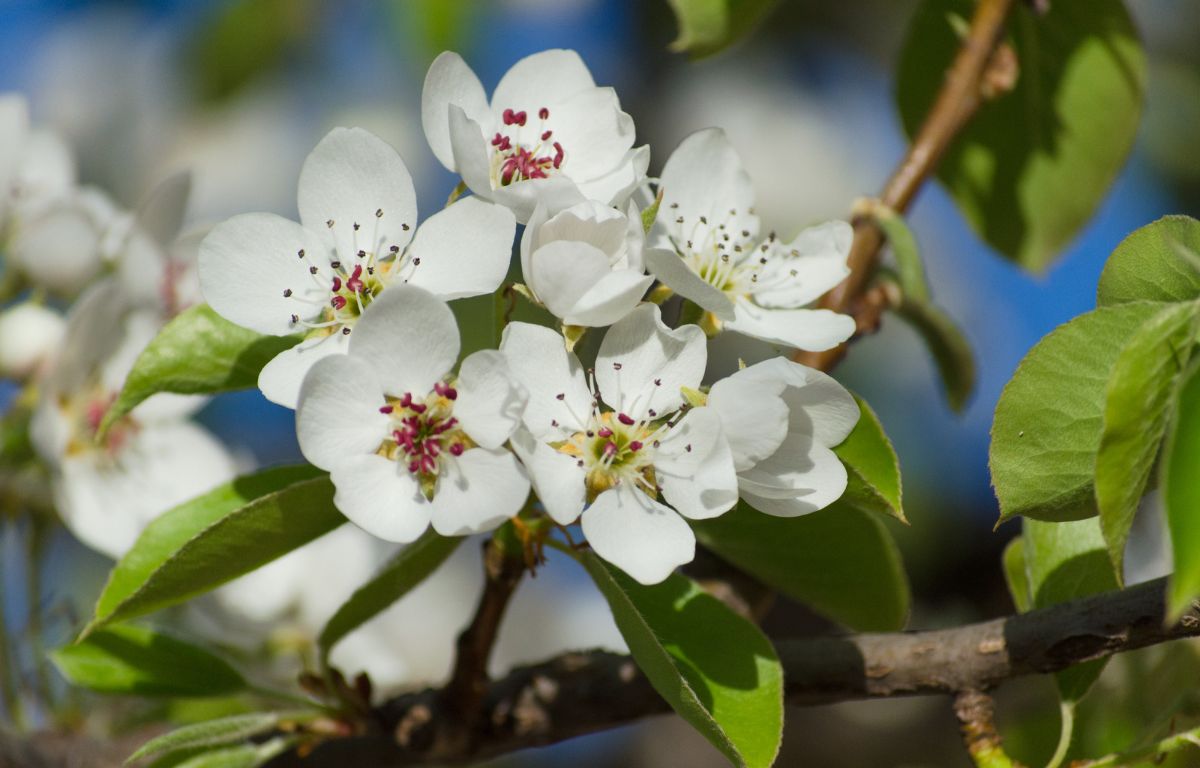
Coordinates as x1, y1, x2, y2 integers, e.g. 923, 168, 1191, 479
1, 0, 1199, 765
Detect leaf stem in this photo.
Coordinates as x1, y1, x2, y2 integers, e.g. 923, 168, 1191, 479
1043, 700, 1074, 768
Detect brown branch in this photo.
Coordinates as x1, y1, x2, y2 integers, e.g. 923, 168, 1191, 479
953, 690, 1026, 768
254, 576, 1199, 767
794, 0, 1019, 373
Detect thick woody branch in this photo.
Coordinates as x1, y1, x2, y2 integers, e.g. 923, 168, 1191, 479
261, 576, 1198, 767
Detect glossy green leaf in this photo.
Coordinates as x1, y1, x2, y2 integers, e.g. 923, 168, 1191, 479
100, 304, 300, 438
51, 625, 244, 698
694, 502, 910, 631
834, 395, 905, 522
1098, 216, 1200, 306
1165, 361, 1200, 619
991, 302, 1169, 524
86, 466, 340, 635
897, 0, 1145, 272
151, 738, 294, 768
1025, 518, 1118, 701
318, 530, 461, 662
1001, 536, 1032, 613
1096, 301, 1200, 578
872, 206, 928, 302
129, 712, 308, 764
580, 552, 783, 768
894, 289, 977, 414
665, 0, 780, 59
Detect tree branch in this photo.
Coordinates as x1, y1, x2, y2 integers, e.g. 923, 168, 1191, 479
259, 576, 1199, 767
794, 0, 1019, 373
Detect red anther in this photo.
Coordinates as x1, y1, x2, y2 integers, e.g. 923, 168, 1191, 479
498, 136, 512, 151
602, 441, 618, 458
443, 387, 457, 400
331, 295, 347, 310
552, 142, 564, 168
541, 130, 552, 141
410, 402, 427, 414
399, 393, 413, 407
491, 132, 504, 146
408, 460, 420, 473
629, 441, 643, 452
346, 265, 365, 293
538, 107, 549, 120
597, 427, 613, 438
502, 108, 516, 125
514, 110, 527, 126
331, 276, 342, 292
379, 405, 393, 414
617, 413, 635, 426
449, 443, 464, 456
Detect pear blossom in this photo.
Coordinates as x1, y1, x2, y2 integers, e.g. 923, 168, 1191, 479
519, 200, 653, 327
708, 357, 859, 516
296, 284, 530, 542
647, 128, 857, 351
30, 281, 237, 558
500, 304, 738, 584
0, 302, 66, 379
199, 127, 517, 408
422, 49, 649, 223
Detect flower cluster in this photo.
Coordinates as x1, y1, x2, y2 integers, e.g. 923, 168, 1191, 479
195, 50, 861, 584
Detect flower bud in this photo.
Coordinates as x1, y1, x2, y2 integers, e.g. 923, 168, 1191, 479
0, 302, 66, 378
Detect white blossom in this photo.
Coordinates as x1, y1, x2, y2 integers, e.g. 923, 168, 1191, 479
647, 128, 857, 351
296, 284, 530, 543
0, 302, 66, 379
707, 358, 859, 516
500, 304, 738, 585
519, 200, 653, 327
199, 127, 516, 409
422, 49, 649, 223
29, 281, 237, 558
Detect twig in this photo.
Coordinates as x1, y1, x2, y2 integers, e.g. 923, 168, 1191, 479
795, 0, 1020, 373
954, 690, 1025, 768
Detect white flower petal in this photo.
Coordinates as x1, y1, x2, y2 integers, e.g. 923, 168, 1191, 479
16, 130, 75, 204
566, 270, 652, 328
706, 372, 789, 472
0, 302, 65, 378
296, 353, 389, 470
0, 94, 30, 196
576, 145, 650, 210
430, 447, 530, 536
655, 409, 738, 521
448, 105, 494, 199
653, 128, 756, 243
726, 301, 856, 352
643, 247, 736, 321
499, 322, 591, 439
11, 204, 103, 296
581, 486, 694, 585
511, 429, 586, 525
487, 175, 588, 225
332, 453, 432, 543
297, 127, 418, 261
596, 303, 705, 419
738, 435, 847, 517
407, 196, 515, 300
454, 350, 528, 450
491, 49, 595, 116
198, 212, 327, 336
529, 240, 611, 319
543, 88, 633, 180
421, 51, 491, 171
258, 332, 350, 410
350, 284, 459, 398
751, 221, 852, 308
735, 358, 859, 446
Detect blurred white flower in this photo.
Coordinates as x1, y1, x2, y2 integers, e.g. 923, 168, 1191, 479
296, 285, 529, 543
422, 49, 649, 223
0, 302, 66, 379
199, 127, 516, 409
519, 200, 652, 327
29, 281, 236, 558
501, 304, 738, 584
647, 128, 857, 351
708, 358, 859, 517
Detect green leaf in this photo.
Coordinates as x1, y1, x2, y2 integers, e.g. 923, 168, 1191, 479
318, 530, 461, 663
1001, 536, 1032, 613
1024, 518, 1118, 701
893, 289, 977, 414
665, 0, 780, 59
51, 625, 245, 698
871, 206, 928, 302
87, 466, 340, 635
1165, 360, 1200, 619
834, 395, 905, 522
1098, 215, 1200, 306
129, 712, 306, 765
150, 738, 294, 768
694, 502, 910, 631
100, 304, 301, 438
991, 302, 1169, 524
579, 552, 783, 768
897, 0, 1145, 272
190, 0, 311, 104
1096, 302, 1200, 578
